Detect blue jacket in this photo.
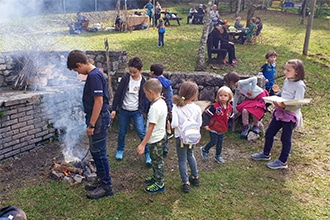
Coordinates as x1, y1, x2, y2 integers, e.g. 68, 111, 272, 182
154, 75, 173, 113
111, 73, 148, 114
261, 62, 276, 89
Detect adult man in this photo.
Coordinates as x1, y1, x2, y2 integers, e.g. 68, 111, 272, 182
67, 50, 113, 199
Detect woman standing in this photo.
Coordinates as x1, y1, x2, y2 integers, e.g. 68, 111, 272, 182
154, 2, 162, 26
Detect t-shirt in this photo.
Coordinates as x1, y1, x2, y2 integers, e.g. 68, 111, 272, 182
147, 97, 167, 144
83, 68, 109, 116
122, 76, 141, 111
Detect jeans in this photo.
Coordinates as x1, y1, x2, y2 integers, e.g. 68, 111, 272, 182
158, 33, 164, 47
263, 116, 295, 163
175, 138, 198, 183
204, 131, 224, 157
88, 110, 112, 186
117, 108, 149, 154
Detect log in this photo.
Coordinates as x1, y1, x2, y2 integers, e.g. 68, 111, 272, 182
52, 162, 83, 175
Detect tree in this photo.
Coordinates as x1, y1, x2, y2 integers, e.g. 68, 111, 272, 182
195, 0, 213, 71
245, 0, 261, 26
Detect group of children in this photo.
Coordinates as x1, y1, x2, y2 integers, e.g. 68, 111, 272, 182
68, 50, 306, 197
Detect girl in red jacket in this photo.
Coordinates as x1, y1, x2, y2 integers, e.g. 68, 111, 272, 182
200, 86, 234, 163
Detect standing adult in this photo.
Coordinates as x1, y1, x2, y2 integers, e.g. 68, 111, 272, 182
66, 50, 113, 199
144, 0, 154, 25
154, 1, 162, 26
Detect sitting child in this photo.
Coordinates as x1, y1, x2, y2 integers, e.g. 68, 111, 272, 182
224, 71, 269, 139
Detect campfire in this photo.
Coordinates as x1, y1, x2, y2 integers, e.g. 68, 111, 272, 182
50, 160, 97, 185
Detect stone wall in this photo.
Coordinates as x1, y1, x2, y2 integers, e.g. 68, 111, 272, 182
0, 50, 263, 161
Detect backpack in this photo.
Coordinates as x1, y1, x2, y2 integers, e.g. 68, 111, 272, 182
0, 206, 27, 220
179, 110, 201, 147
159, 24, 166, 34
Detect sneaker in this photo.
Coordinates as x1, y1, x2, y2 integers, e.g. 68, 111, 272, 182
214, 155, 225, 164
200, 146, 209, 160
144, 177, 155, 186
145, 152, 152, 167
115, 150, 124, 160
84, 179, 101, 191
87, 185, 114, 199
189, 175, 200, 186
267, 159, 288, 169
145, 182, 165, 194
240, 125, 250, 138
167, 134, 174, 139
182, 183, 190, 193
252, 125, 260, 134
251, 152, 271, 161
234, 57, 241, 61
230, 63, 237, 67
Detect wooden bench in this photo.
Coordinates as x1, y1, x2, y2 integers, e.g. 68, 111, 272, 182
161, 12, 182, 26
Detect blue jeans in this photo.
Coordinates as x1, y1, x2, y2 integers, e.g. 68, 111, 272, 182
175, 138, 198, 183
158, 33, 164, 46
117, 108, 149, 154
88, 110, 112, 186
204, 131, 224, 157
263, 116, 295, 163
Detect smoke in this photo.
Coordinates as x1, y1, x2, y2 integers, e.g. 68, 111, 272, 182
43, 81, 87, 163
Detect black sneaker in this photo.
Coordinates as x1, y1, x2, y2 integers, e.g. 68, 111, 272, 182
182, 183, 190, 193
144, 177, 155, 185
84, 180, 101, 191
87, 185, 114, 199
189, 175, 200, 186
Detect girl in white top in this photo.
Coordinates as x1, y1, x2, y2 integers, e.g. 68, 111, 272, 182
171, 81, 202, 193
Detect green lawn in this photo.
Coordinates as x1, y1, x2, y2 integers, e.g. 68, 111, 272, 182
1, 8, 330, 219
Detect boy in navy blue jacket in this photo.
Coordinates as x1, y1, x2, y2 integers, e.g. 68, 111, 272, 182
111, 57, 151, 166
150, 63, 173, 156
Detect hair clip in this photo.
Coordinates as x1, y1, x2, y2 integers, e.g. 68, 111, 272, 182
181, 96, 185, 100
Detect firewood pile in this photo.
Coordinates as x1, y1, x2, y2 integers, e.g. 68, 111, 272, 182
50, 161, 97, 185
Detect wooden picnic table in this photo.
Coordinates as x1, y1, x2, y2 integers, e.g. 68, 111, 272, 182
126, 15, 150, 30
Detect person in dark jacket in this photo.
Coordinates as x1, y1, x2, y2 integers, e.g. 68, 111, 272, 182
218, 24, 240, 66
111, 57, 151, 166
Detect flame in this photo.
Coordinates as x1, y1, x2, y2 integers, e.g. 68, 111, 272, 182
62, 169, 71, 176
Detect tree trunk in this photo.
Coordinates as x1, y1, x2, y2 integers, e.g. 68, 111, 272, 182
195, 0, 213, 71
300, 0, 307, 24
236, 0, 242, 17
246, 4, 256, 27
104, 38, 114, 103
303, 0, 317, 55
115, 0, 120, 15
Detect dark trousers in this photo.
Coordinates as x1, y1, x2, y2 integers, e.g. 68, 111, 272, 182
221, 44, 236, 64
88, 110, 112, 186
204, 131, 224, 157
263, 116, 295, 163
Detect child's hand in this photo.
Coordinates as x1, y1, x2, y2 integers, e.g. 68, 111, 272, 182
272, 84, 280, 93
136, 144, 145, 156
273, 101, 286, 109
204, 126, 210, 131
247, 91, 252, 97
265, 79, 269, 83
110, 111, 116, 119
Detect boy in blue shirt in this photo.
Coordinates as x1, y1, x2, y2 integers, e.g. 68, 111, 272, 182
259, 50, 277, 96
67, 50, 113, 199
150, 63, 173, 156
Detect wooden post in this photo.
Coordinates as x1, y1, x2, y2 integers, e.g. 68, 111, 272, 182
104, 38, 114, 103
302, 0, 316, 56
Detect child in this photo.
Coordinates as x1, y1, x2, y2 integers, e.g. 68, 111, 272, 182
259, 50, 278, 96
251, 59, 306, 169
136, 78, 168, 194
111, 57, 151, 166
150, 63, 173, 156
171, 81, 202, 193
67, 50, 113, 199
157, 18, 165, 47
224, 71, 269, 139
200, 86, 233, 163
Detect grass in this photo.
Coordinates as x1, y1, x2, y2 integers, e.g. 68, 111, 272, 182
1, 7, 330, 219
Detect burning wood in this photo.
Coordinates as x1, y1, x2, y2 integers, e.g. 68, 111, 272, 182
52, 162, 83, 175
